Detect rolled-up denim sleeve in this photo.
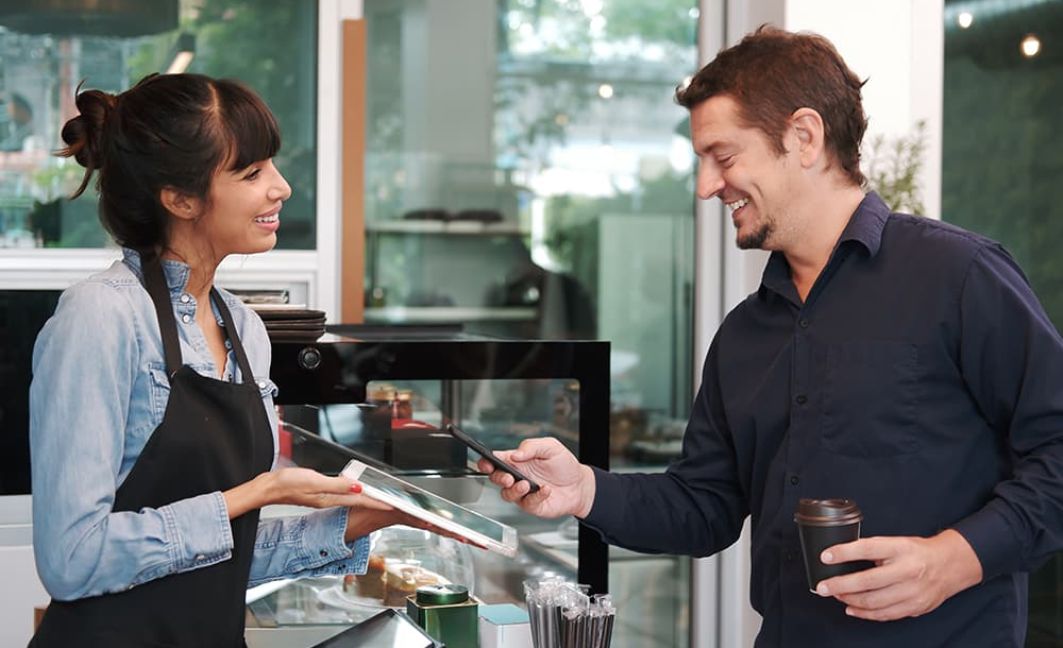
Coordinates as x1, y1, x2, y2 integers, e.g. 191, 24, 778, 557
248, 507, 371, 586
30, 282, 235, 601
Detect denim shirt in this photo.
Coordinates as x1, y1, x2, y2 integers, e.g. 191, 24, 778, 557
30, 249, 369, 601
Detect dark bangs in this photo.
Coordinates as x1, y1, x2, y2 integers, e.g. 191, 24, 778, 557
214, 78, 281, 172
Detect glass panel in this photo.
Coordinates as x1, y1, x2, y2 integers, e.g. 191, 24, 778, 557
0, 0, 317, 250
942, 2, 1062, 645
267, 377, 583, 624
364, 1, 699, 646
0, 289, 61, 495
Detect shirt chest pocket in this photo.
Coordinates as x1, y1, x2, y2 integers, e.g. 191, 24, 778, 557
149, 363, 277, 418
149, 362, 211, 418
821, 341, 921, 457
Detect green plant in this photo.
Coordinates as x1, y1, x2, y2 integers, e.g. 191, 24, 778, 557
30, 161, 85, 202
864, 120, 927, 215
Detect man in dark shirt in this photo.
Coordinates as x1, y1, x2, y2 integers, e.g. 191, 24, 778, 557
481, 27, 1063, 647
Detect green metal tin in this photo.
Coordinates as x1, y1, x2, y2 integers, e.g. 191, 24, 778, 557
406, 584, 480, 648
416, 583, 470, 606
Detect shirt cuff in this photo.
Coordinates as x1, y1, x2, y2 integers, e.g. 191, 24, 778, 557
580, 467, 624, 537
951, 503, 1024, 582
163, 491, 234, 573
299, 507, 371, 573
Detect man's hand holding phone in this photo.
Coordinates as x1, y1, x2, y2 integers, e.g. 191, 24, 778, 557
446, 424, 542, 493
474, 436, 597, 520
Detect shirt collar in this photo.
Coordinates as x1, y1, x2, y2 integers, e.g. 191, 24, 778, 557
759, 191, 892, 301
837, 191, 891, 258
122, 248, 191, 298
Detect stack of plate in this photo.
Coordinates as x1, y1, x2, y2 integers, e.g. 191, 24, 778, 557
250, 305, 327, 340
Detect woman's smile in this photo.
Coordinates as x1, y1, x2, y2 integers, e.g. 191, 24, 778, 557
252, 205, 281, 233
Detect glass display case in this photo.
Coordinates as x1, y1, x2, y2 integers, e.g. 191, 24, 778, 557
249, 326, 609, 627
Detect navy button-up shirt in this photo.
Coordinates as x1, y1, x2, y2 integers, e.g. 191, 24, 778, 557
585, 193, 1063, 647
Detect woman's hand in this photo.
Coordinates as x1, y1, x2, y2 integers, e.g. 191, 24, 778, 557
224, 467, 364, 519
344, 495, 410, 541
224, 468, 484, 549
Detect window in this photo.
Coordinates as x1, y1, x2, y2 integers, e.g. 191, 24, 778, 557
0, 0, 318, 250
363, 1, 700, 645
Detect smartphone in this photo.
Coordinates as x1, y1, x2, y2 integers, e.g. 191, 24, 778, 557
445, 423, 541, 493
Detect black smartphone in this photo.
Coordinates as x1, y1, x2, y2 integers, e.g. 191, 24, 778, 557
445, 423, 541, 493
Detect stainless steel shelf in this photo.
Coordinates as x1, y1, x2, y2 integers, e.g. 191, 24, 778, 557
365, 220, 528, 235
364, 306, 537, 323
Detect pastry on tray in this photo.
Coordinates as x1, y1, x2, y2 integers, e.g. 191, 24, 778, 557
341, 554, 449, 607
342, 554, 386, 601
382, 559, 450, 607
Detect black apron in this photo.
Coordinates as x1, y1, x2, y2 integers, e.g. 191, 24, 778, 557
31, 256, 274, 648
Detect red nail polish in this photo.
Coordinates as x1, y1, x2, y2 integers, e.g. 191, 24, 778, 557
349, 483, 362, 493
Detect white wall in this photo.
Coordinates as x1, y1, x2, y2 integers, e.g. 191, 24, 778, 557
315, 0, 362, 319
786, 0, 944, 219
0, 497, 49, 648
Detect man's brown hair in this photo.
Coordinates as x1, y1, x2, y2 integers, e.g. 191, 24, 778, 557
676, 26, 868, 186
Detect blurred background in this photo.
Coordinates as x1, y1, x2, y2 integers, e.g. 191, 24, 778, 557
1, 0, 1062, 646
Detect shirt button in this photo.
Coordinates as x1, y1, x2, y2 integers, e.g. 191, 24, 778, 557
790, 475, 800, 485
257, 380, 267, 389
319, 550, 329, 558
795, 394, 808, 405
798, 318, 809, 328
195, 554, 206, 561
182, 314, 192, 324
180, 294, 191, 304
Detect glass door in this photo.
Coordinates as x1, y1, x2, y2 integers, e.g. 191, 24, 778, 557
362, 1, 702, 645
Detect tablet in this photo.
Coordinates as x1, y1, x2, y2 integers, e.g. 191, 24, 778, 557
342, 459, 519, 558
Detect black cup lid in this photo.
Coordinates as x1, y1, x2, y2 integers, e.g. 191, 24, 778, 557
794, 498, 863, 526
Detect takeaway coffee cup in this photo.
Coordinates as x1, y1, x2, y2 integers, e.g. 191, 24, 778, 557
794, 498, 865, 592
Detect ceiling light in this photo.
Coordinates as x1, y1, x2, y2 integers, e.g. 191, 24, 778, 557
1021, 34, 1041, 58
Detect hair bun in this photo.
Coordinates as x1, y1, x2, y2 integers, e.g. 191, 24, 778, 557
58, 84, 118, 197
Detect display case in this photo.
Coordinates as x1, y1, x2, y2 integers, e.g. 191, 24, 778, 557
249, 326, 609, 628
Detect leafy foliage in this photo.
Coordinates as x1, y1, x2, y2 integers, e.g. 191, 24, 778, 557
863, 121, 927, 215
603, 0, 697, 48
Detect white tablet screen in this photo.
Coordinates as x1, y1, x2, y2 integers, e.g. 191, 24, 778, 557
343, 460, 512, 545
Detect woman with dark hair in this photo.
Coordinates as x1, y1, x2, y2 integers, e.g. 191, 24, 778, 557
28, 73, 428, 647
